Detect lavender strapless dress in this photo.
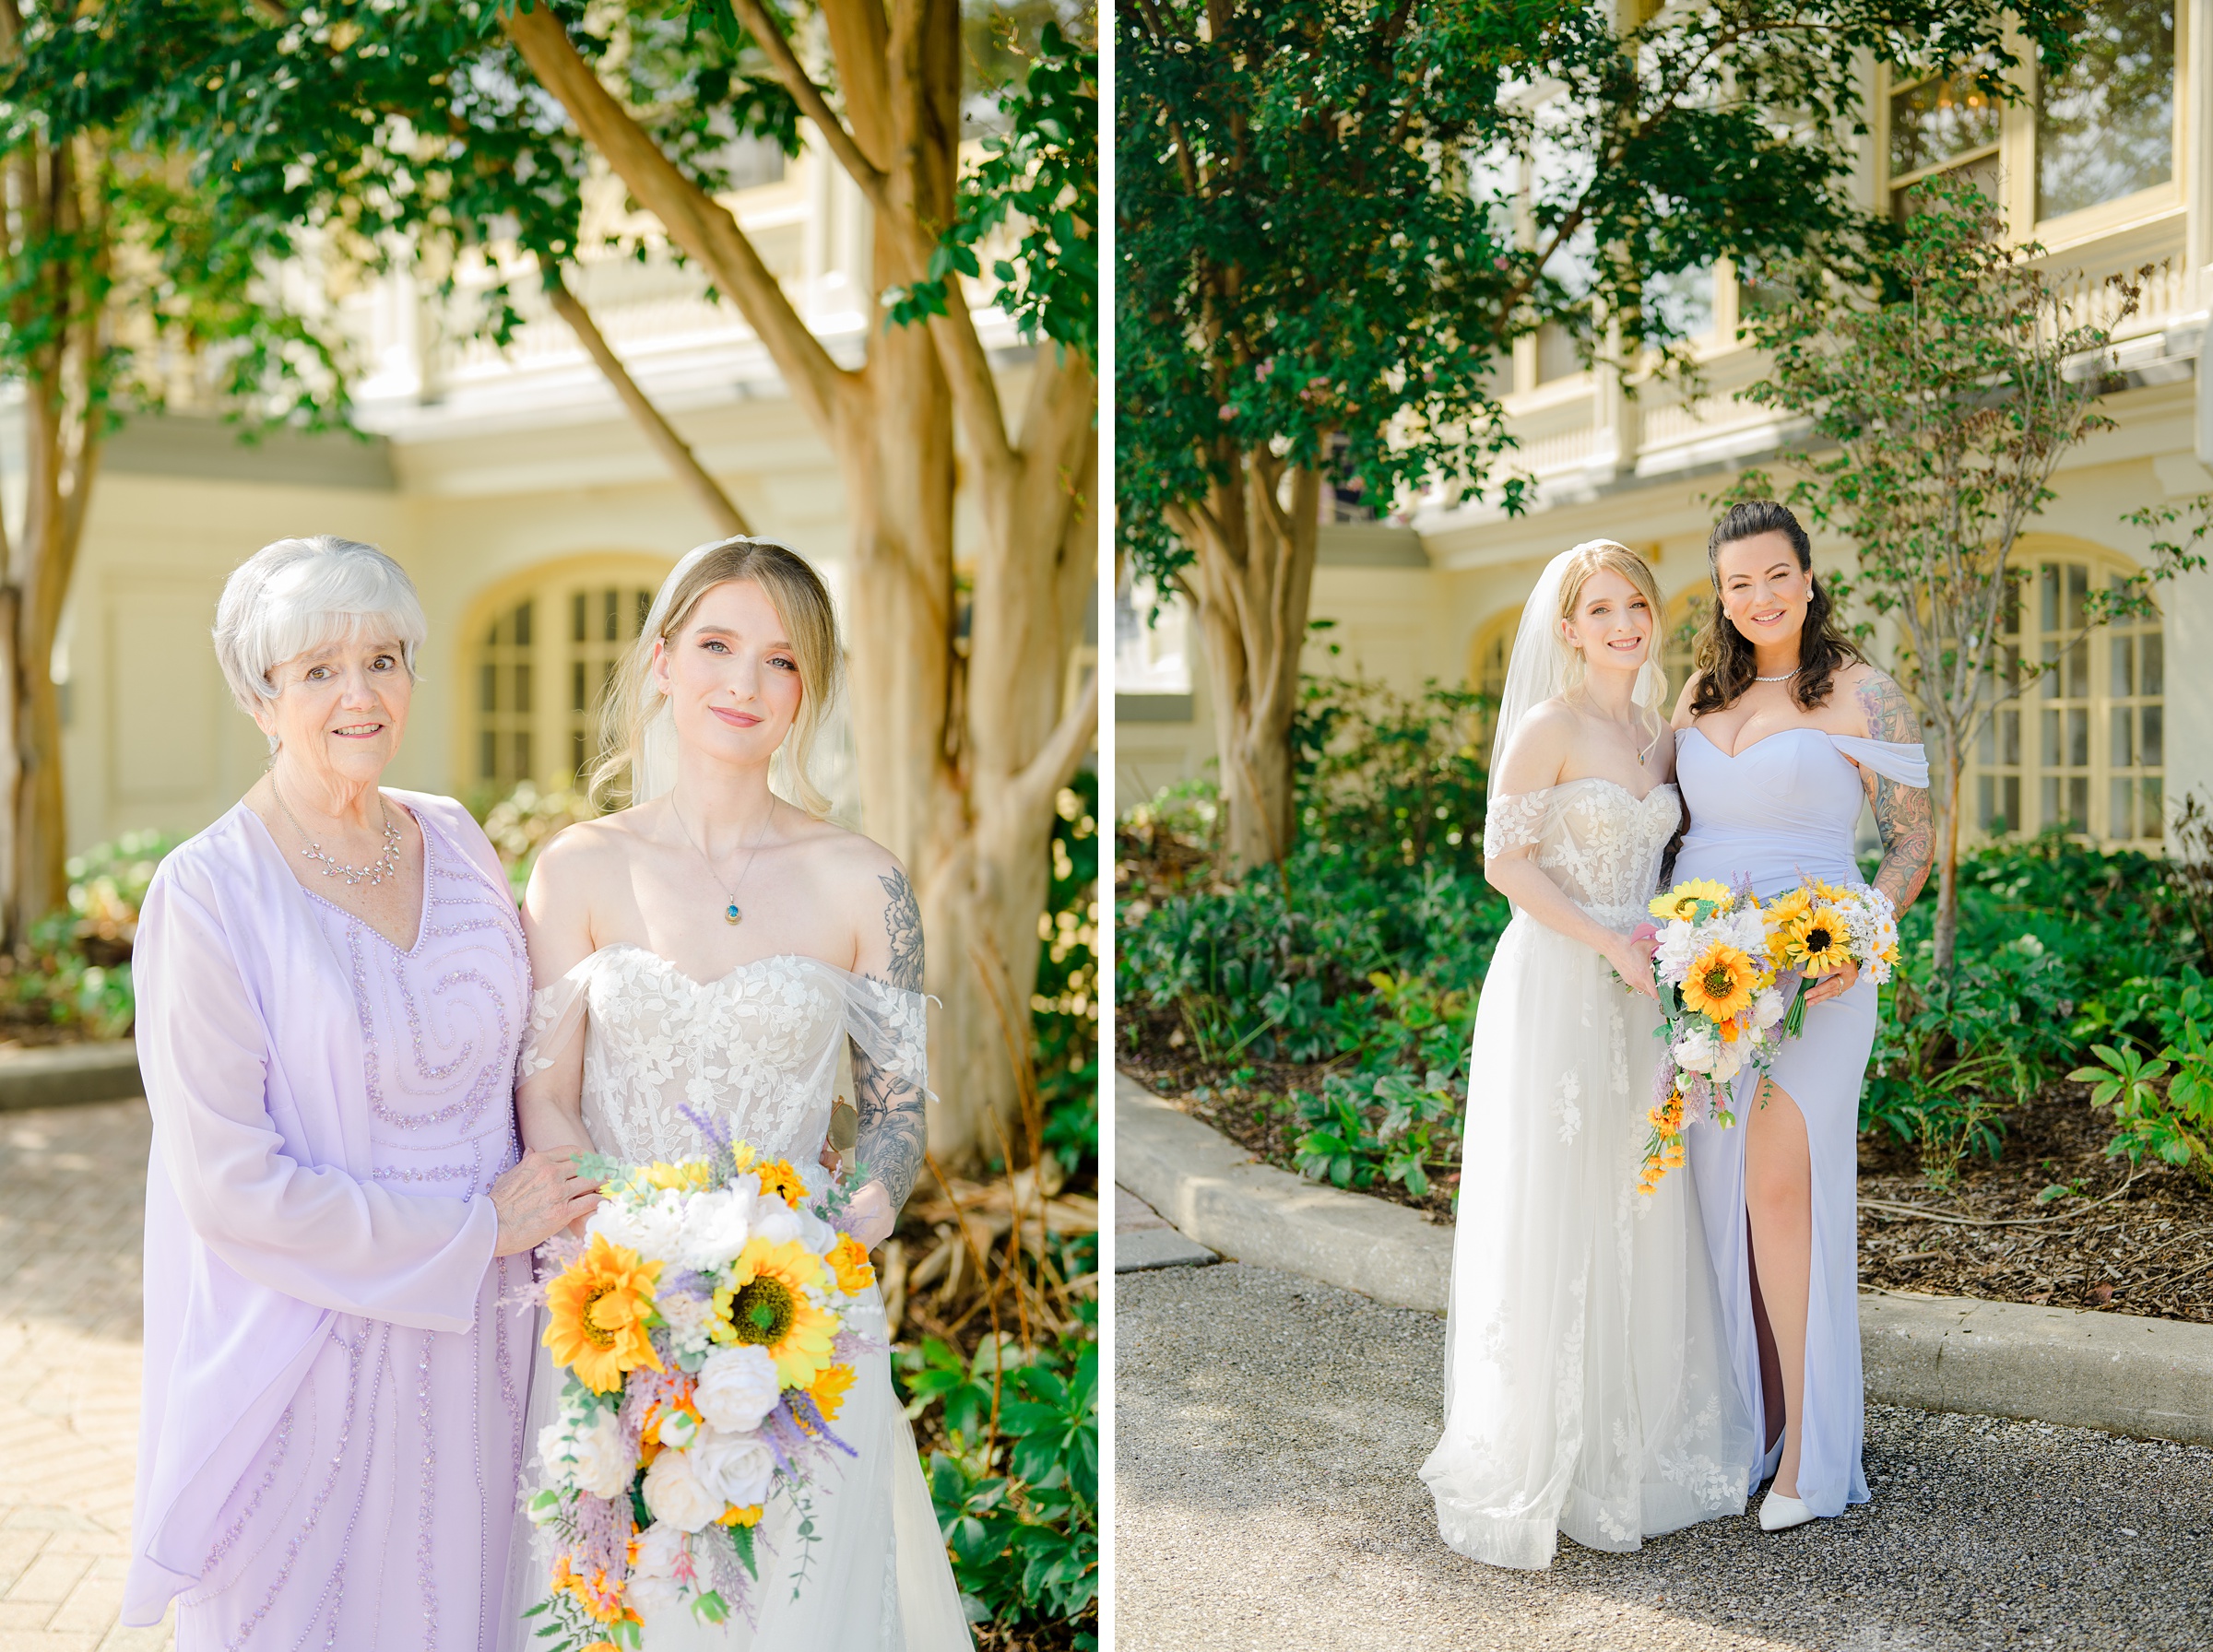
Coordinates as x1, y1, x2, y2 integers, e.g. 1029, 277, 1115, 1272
1674, 726, 1927, 1519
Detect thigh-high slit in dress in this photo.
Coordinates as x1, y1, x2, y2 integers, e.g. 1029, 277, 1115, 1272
1673, 726, 1927, 1518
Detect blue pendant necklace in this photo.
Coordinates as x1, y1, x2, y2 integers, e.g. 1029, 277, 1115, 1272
672, 796, 775, 926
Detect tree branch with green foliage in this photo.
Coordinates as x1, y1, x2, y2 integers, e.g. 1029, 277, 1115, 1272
1731, 183, 2206, 974
1117, 0, 2082, 874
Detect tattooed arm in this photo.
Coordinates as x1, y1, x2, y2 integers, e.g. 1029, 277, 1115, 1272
845, 861, 929, 1248
1852, 667, 1935, 912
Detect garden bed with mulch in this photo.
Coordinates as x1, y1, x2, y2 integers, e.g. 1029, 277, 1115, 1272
1118, 1031, 1462, 1221
1121, 1045, 2213, 1326
1857, 1082, 2213, 1324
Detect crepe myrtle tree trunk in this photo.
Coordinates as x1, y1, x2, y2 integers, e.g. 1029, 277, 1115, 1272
1168, 457, 1320, 872
506, 2, 1096, 1168
0, 105, 105, 944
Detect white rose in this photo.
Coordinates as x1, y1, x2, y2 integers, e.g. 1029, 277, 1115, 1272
1710, 1044, 1745, 1084
642, 1447, 722, 1533
694, 1344, 782, 1434
586, 1187, 685, 1261
794, 1207, 840, 1256
1655, 920, 1700, 980
1673, 1025, 1718, 1074
627, 1523, 688, 1618
546, 1406, 633, 1500
1752, 987, 1787, 1030
749, 1196, 803, 1246
690, 1425, 776, 1507
677, 1189, 751, 1272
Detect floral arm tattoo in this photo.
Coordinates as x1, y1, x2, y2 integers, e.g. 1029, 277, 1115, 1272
1855, 672, 1934, 911
853, 869, 928, 1214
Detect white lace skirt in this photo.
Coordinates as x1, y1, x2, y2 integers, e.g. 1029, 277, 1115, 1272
498, 1287, 971, 1651
1419, 910, 1757, 1568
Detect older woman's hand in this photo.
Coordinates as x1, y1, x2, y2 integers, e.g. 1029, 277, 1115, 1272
491, 1150, 602, 1257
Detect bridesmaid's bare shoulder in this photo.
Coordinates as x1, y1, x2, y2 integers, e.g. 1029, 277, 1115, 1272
1839, 663, 1922, 743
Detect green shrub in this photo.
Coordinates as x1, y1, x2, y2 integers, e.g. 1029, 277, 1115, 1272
901, 1318, 1098, 1642
2069, 970, 2213, 1185
4, 830, 183, 1038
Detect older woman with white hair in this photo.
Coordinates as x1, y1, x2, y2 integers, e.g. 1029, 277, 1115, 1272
123, 536, 599, 1647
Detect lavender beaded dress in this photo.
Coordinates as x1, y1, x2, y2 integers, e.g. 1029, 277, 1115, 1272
126, 794, 533, 1649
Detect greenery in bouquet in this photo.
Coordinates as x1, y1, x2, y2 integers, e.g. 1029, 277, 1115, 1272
1634, 879, 1788, 1192
524, 1115, 881, 1648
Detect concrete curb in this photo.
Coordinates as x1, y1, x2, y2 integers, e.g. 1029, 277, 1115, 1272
0, 1042, 143, 1112
1117, 1070, 2213, 1447
1116, 1072, 1450, 1315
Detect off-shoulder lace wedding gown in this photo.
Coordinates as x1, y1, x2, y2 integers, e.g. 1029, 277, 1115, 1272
499, 946, 971, 1651
1420, 780, 1757, 1567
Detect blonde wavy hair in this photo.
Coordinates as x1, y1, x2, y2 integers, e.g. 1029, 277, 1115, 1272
1555, 538, 1668, 753
590, 539, 844, 816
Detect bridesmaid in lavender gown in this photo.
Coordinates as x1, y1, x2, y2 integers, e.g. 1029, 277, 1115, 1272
1671, 502, 1934, 1532
124, 537, 599, 1646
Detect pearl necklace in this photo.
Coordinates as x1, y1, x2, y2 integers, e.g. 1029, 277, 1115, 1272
1754, 667, 1802, 683
276, 785, 403, 887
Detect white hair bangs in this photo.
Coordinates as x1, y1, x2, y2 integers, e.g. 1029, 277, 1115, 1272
214, 536, 429, 713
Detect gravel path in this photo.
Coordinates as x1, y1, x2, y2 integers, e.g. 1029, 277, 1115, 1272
1117, 1262, 2213, 1651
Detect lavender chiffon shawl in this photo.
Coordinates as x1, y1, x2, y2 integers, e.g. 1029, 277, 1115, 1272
124, 793, 507, 1626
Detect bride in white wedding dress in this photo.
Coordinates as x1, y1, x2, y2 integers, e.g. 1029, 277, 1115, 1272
1420, 541, 1756, 1568
498, 538, 971, 1649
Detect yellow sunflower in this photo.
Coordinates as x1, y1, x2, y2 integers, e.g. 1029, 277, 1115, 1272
806, 1362, 858, 1426
544, 1234, 665, 1394
1681, 941, 1759, 1022
627, 1158, 717, 1195
1781, 905, 1854, 976
711, 1236, 838, 1387
1649, 879, 1734, 923
826, 1234, 876, 1295
753, 1158, 809, 1210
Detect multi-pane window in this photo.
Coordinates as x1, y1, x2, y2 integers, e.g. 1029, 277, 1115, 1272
479, 600, 535, 786
2037, 0, 2175, 220
569, 586, 656, 779
470, 569, 665, 799
1972, 553, 2165, 846
1887, 67, 2003, 220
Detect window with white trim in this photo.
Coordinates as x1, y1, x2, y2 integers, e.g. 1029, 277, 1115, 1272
1970, 550, 2164, 846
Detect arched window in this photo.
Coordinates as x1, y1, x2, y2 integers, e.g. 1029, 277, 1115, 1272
1970, 544, 2165, 846
1467, 608, 1517, 757
460, 556, 672, 804
1660, 586, 1711, 702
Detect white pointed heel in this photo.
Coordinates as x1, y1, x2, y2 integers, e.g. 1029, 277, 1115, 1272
1758, 1491, 1815, 1531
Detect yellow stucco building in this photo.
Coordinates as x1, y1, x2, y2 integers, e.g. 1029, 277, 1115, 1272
1118, 1, 2213, 852
6, 140, 1040, 853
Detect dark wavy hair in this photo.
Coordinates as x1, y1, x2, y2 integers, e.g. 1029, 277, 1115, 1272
1689, 500, 1863, 715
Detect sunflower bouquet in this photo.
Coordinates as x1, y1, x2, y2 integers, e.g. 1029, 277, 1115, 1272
522, 1108, 879, 1650
1633, 878, 1792, 1193
1760, 879, 1900, 1036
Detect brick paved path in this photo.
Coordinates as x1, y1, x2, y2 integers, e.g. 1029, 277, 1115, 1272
0, 1100, 171, 1649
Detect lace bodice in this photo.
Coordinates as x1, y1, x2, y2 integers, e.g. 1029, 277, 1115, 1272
519, 945, 929, 1166
1484, 780, 1682, 927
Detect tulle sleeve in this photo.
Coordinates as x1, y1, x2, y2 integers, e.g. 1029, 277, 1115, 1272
1483, 789, 1556, 860
516, 960, 591, 1081
840, 974, 934, 1100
